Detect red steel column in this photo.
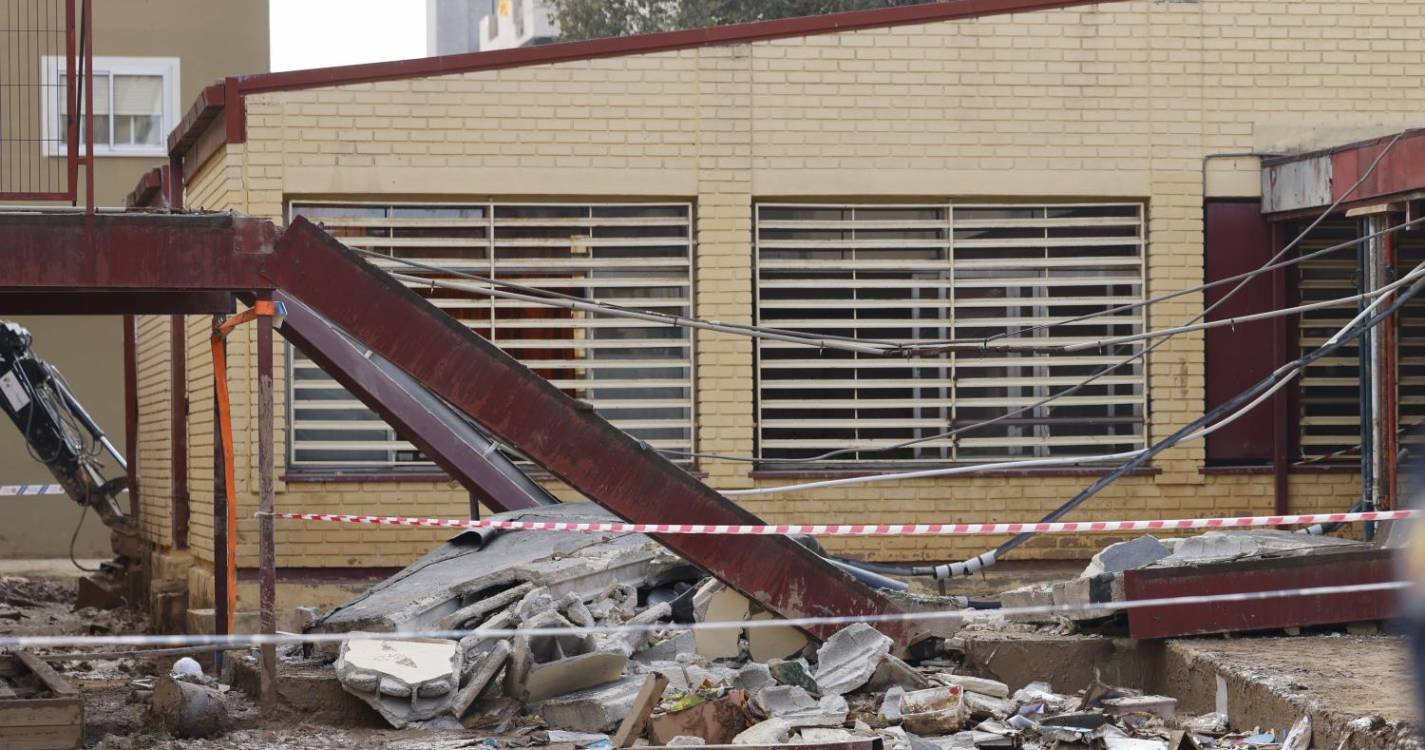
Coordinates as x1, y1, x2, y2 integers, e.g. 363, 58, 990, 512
1271, 222, 1290, 515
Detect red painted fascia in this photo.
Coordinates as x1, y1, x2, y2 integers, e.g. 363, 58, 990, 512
167, 0, 1122, 182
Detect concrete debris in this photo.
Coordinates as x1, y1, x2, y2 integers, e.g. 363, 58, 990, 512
525, 651, 629, 704
1081, 535, 1171, 578
962, 691, 1014, 721
934, 674, 1009, 699
691, 581, 747, 660
1102, 694, 1176, 722
753, 684, 848, 727
534, 676, 646, 733
767, 658, 820, 695
881, 685, 905, 722
813, 623, 894, 695
868, 653, 933, 691
732, 717, 793, 745
633, 632, 696, 665
731, 662, 774, 697
450, 640, 512, 718
1184, 712, 1229, 735
335, 637, 463, 728
665, 737, 706, 746
613, 674, 669, 747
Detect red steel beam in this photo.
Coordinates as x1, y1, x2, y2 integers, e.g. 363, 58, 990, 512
0, 212, 275, 291
273, 291, 554, 512
262, 218, 916, 643
0, 291, 234, 315
1123, 549, 1398, 639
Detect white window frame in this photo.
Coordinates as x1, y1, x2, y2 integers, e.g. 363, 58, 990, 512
40, 55, 180, 157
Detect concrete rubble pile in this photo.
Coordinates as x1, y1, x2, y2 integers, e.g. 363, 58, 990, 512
288, 511, 1322, 748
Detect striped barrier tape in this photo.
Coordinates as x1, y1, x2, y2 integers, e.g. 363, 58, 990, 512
0, 579, 1410, 651
0, 483, 66, 496
267, 508, 1421, 536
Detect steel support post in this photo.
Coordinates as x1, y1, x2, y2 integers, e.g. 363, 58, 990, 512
256, 294, 277, 705
1270, 223, 1290, 515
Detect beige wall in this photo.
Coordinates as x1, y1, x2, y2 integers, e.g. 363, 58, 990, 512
0, 1, 267, 559
162, 0, 1423, 595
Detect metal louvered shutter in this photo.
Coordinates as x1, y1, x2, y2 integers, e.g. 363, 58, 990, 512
286, 202, 694, 470
755, 203, 1147, 465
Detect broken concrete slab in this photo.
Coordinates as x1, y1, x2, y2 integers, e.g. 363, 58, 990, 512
755, 685, 849, 728
961, 691, 1012, 721
666, 737, 706, 746
732, 662, 774, 698
932, 675, 1008, 699
1082, 536, 1170, 578
1102, 694, 1176, 722
335, 637, 463, 728
634, 632, 695, 665
535, 676, 645, 733
800, 727, 870, 744
814, 623, 893, 695
526, 651, 629, 703
746, 609, 809, 662
314, 504, 692, 637
767, 658, 820, 695
732, 717, 793, 745
450, 640, 511, 718
437, 581, 535, 630
867, 653, 932, 692
691, 580, 748, 660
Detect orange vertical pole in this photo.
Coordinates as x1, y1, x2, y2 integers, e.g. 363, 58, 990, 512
210, 333, 238, 636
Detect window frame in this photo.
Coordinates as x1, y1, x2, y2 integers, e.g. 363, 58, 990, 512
40, 55, 180, 158
752, 200, 1150, 468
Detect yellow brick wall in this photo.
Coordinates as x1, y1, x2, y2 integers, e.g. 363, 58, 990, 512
134, 315, 173, 547
154, 0, 1421, 582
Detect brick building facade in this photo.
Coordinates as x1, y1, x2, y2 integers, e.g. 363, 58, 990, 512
137, 0, 1425, 616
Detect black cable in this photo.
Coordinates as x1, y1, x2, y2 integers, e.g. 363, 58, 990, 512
68, 504, 98, 573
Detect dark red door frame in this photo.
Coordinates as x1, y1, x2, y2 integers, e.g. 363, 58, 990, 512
170, 316, 189, 548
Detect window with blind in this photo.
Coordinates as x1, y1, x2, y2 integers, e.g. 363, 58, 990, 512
287, 202, 694, 471
755, 203, 1147, 465
41, 56, 178, 156
1297, 221, 1425, 462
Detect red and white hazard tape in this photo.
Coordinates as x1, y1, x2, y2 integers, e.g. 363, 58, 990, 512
0, 483, 65, 496
268, 508, 1419, 536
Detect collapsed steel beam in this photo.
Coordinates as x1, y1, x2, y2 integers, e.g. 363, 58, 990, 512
263, 218, 917, 643
274, 291, 556, 512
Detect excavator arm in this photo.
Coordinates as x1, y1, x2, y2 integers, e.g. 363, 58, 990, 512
0, 321, 130, 529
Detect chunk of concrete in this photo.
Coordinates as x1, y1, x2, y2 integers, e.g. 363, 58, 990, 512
733, 717, 793, 745
801, 728, 869, 744
732, 662, 774, 697
633, 632, 695, 664
932, 675, 1008, 699
526, 651, 629, 703
1081, 535, 1170, 578
535, 676, 646, 733
1102, 694, 1176, 722
747, 609, 809, 662
335, 637, 463, 728
962, 691, 1012, 721
768, 658, 820, 695
597, 602, 673, 657
667, 737, 706, 746
691, 580, 748, 659
756, 686, 849, 728
867, 654, 932, 691
814, 623, 893, 696
450, 640, 512, 718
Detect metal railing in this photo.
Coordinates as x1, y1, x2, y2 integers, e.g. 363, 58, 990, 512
0, 0, 89, 204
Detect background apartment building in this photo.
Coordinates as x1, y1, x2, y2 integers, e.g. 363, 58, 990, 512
0, 0, 267, 557
428, 0, 558, 54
